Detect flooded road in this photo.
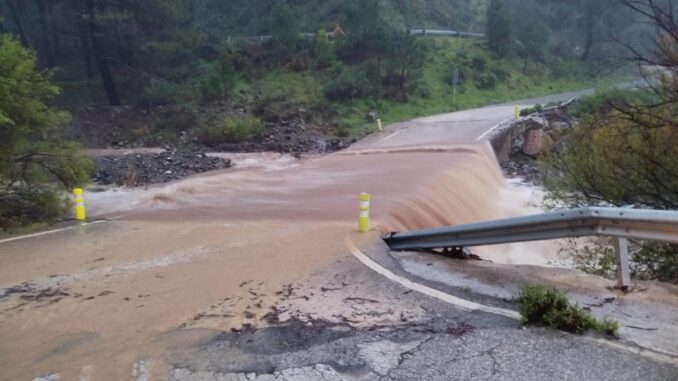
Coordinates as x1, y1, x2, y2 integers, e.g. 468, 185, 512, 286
0, 98, 598, 380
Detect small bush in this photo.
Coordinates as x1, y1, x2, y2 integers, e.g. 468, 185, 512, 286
251, 72, 321, 121
490, 64, 510, 82
520, 103, 543, 116
0, 190, 69, 230
471, 55, 488, 71
197, 115, 265, 146
197, 58, 237, 102
324, 67, 370, 101
519, 285, 618, 335
474, 72, 498, 90
571, 89, 656, 118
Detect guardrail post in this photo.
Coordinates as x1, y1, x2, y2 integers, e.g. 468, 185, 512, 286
613, 237, 631, 290
73, 188, 86, 221
358, 193, 371, 232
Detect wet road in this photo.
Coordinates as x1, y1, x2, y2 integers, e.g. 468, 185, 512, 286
1, 91, 676, 380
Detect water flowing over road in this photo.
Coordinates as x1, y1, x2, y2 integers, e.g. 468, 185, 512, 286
1, 92, 676, 381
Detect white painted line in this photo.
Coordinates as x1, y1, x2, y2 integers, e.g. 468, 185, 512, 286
346, 236, 678, 365
0, 220, 109, 245
475, 117, 513, 142
382, 130, 404, 142
345, 236, 520, 319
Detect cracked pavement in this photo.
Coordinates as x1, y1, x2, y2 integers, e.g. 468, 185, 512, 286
139, 256, 677, 381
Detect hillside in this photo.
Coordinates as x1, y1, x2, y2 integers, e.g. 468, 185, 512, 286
0, 0, 636, 152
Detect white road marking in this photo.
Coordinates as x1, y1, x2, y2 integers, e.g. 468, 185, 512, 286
0, 220, 110, 245
382, 130, 404, 142
346, 236, 678, 365
475, 117, 514, 142
345, 236, 520, 319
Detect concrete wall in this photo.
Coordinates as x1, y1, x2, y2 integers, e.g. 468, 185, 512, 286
488, 121, 523, 164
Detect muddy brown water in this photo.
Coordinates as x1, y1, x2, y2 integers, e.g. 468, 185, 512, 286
0, 143, 557, 380
87, 144, 515, 231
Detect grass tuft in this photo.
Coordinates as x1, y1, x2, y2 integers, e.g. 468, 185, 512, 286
519, 285, 618, 336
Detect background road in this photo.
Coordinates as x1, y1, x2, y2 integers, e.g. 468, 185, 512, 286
2, 89, 676, 380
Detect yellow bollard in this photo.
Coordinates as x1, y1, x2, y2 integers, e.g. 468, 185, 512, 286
358, 193, 370, 232
515, 105, 520, 119
73, 188, 86, 221
377, 118, 383, 132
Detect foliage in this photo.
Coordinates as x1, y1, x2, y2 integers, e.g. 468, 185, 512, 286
541, 108, 678, 210
251, 72, 322, 121
0, 35, 91, 229
486, 0, 512, 58
516, 18, 550, 70
270, 2, 301, 63
197, 57, 237, 102
559, 239, 617, 278
197, 115, 266, 146
324, 66, 371, 101
540, 1, 678, 284
519, 285, 618, 335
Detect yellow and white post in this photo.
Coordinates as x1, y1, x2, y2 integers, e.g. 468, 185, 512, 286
515, 105, 521, 119
358, 193, 371, 232
376, 118, 383, 132
73, 188, 86, 221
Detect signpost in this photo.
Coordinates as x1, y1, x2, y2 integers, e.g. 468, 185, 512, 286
452, 68, 459, 107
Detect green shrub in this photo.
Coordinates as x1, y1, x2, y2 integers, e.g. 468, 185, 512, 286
0, 189, 69, 230
197, 58, 237, 102
520, 103, 543, 116
251, 72, 321, 121
519, 285, 618, 335
139, 81, 198, 106
471, 55, 488, 71
490, 64, 511, 82
571, 88, 657, 118
324, 67, 370, 101
474, 72, 498, 90
0, 36, 92, 230
197, 115, 265, 146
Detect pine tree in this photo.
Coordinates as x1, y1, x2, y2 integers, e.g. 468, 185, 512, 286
486, 0, 512, 58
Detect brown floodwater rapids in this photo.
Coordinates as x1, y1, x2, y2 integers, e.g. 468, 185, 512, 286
88, 144, 523, 233
0, 142, 562, 380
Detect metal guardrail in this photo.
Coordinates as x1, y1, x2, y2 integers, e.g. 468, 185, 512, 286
408, 29, 485, 39
229, 28, 484, 44
385, 207, 678, 289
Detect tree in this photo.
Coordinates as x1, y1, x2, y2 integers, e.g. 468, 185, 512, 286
516, 18, 549, 71
0, 35, 91, 229
382, 31, 427, 99
85, 0, 121, 105
540, 0, 678, 282
271, 1, 300, 61
486, 0, 512, 57
4, 0, 31, 49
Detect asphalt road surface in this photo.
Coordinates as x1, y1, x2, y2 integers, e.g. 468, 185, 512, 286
2, 90, 677, 381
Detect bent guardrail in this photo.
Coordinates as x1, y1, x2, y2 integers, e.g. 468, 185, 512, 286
385, 207, 678, 289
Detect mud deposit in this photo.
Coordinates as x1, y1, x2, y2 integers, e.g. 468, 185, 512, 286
92, 151, 232, 186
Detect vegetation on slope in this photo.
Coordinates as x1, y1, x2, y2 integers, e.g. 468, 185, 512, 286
538, 1, 678, 283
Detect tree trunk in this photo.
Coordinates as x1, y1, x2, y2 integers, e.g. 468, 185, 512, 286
37, 0, 55, 67
116, 0, 134, 67
48, 0, 61, 62
581, 26, 595, 61
72, 0, 94, 78
5, 0, 32, 49
86, 0, 121, 105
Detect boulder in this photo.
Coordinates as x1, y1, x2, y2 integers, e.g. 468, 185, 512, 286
523, 115, 549, 130
367, 111, 379, 122
550, 121, 570, 130
523, 127, 544, 156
